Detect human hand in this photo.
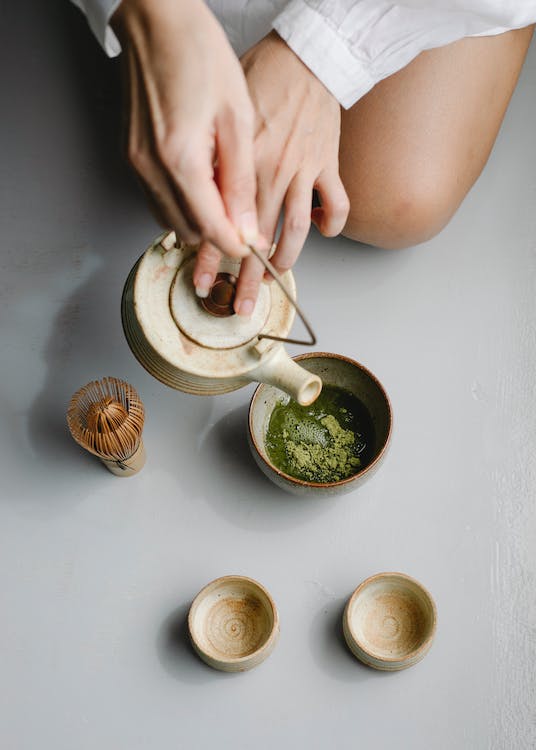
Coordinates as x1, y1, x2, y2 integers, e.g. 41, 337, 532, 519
194, 30, 349, 316
111, 0, 259, 295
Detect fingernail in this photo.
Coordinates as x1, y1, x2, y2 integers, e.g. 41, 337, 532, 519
236, 298, 254, 317
195, 273, 213, 298
239, 212, 258, 245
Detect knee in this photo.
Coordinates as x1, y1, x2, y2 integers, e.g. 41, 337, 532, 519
341, 173, 461, 249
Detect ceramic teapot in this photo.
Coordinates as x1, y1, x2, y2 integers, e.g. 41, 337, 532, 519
121, 231, 322, 405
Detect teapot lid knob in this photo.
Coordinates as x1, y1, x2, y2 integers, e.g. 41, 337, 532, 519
201, 273, 237, 318
201, 246, 317, 346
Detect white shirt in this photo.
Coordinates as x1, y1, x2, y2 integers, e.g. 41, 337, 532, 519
71, 0, 536, 108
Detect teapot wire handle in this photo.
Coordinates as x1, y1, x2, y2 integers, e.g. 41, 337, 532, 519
248, 244, 317, 347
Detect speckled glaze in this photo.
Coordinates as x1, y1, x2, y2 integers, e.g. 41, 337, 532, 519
248, 353, 392, 497
188, 575, 279, 673
121, 231, 321, 405
343, 572, 437, 671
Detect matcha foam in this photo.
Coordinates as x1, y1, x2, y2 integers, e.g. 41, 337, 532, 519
265, 385, 373, 484
283, 414, 361, 482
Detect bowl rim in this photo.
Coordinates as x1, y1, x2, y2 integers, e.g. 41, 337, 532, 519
248, 352, 393, 489
344, 571, 437, 664
188, 574, 280, 666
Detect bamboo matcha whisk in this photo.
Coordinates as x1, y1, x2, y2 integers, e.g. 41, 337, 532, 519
67, 377, 146, 476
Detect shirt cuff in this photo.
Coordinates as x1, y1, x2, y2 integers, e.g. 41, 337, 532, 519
273, 0, 531, 110
272, 0, 376, 109
72, 0, 123, 57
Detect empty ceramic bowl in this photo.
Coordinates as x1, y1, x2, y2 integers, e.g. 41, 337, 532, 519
248, 352, 392, 496
188, 575, 279, 672
343, 572, 437, 671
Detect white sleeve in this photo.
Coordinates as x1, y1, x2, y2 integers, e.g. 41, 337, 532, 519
70, 0, 122, 57
272, 0, 536, 108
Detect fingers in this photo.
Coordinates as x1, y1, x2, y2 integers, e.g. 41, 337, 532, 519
245, 161, 285, 294
269, 174, 313, 276
233, 237, 271, 316
216, 105, 259, 245
193, 241, 222, 298
156, 134, 251, 259
255, 158, 286, 247
311, 169, 350, 237
130, 150, 200, 243
122, 29, 255, 259
234, 172, 311, 314
125, 45, 199, 242
194, 168, 348, 317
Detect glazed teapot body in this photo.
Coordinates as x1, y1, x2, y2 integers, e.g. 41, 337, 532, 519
122, 232, 321, 405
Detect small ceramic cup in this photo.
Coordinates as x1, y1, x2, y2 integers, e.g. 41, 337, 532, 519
188, 575, 279, 672
343, 572, 437, 671
248, 352, 392, 497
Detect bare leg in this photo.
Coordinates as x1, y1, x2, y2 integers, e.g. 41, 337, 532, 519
339, 27, 534, 249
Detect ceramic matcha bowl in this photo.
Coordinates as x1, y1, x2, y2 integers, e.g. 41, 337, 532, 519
343, 572, 437, 671
188, 575, 279, 672
248, 353, 392, 497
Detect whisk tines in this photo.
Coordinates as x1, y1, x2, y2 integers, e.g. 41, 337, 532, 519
67, 377, 146, 475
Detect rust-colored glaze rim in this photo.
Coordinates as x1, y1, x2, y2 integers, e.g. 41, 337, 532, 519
248, 352, 393, 489
345, 572, 437, 664
187, 575, 280, 666
200, 272, 237, 317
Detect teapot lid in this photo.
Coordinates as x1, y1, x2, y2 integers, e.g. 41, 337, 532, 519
170, 255, 272, 350
123, 232, 297, 382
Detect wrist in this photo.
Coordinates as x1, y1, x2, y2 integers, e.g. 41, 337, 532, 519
111, 0, 193, 38
110, 0, 144, 39
256, 31, 338, 104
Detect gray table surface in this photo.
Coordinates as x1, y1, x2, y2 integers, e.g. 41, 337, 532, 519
1, 4, 535, 749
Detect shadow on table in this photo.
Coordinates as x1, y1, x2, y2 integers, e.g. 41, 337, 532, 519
308, 597, 391, 684
19, 3, 217, 501
19, 2, 152, 472
197, 404, 335, 532
156, 602, 242, 685
157, 597, 398, 686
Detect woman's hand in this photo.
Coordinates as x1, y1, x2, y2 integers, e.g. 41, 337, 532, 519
112, 0, 259, 298
194, 31, 350, 315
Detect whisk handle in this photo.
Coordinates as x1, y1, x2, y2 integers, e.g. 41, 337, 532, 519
99, 440, 146, 477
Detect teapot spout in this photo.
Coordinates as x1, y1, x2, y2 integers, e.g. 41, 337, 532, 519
250, 347, 322, 406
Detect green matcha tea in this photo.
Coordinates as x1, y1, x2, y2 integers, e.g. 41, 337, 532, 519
265, 385, 375, 483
